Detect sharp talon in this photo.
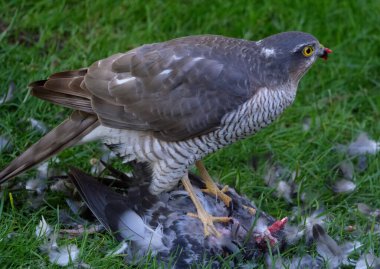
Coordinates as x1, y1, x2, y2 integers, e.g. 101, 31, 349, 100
228, 202, 234, 217
242, 205, 256, 215
201, 188, 212, 194
221, 185, 229, 193
187, 212, 198, 218
212, 216, 231, 223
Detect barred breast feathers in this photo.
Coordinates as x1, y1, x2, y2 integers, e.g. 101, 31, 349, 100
79, 86, 296, 194
81, 86, 296, 162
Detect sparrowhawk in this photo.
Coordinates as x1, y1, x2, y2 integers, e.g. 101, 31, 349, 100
0, 31, 331, 236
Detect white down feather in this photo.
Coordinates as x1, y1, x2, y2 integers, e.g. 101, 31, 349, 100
118, 210, 165, 252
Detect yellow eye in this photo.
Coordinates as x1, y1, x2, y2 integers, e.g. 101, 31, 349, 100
302, 46, 314, 57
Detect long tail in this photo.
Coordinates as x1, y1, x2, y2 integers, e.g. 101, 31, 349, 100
0, 111, 99, 184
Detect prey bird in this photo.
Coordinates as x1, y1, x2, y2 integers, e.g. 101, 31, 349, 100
68, 163, 287, 268
0, 31, 331, 236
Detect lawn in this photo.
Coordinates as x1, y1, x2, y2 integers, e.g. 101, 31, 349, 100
0, 0, 380, 268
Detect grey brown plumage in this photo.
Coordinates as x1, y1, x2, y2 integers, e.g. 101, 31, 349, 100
33, 36, 256, 141
0, 111, 99, 183
0, 31, 331, 193
30, 69, 93, 113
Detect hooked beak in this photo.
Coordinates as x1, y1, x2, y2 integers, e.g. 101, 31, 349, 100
319, 45, 332, 60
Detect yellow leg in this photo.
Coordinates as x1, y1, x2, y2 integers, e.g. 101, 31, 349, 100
181, 174, 231, 237
195, 160, 232, 207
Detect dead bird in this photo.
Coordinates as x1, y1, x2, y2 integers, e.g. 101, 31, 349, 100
68, 163, 287, 268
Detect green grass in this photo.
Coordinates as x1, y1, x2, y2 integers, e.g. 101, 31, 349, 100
1, 0, 380, 268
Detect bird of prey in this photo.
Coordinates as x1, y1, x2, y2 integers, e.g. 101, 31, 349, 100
0, 31, 331, 236
68, 163, 287, 268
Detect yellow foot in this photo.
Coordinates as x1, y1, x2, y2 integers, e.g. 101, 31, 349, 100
187, 212, 231, 237
181, 174, 231, 237
195, 160, 232, 207
201, 184, 232, 207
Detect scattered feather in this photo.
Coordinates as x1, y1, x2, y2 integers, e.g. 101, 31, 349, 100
355, 253, 380, 269
374, 224, 380, 235
313, 224, 361, 268
0, 81, 15, 104
276, 180, 294, 203
264, 163, 297, 203
302, 116, 311, 132
27, 192, 46, 209
339, 160, 354, 180
36, 217, 80, 266
357, 155, 368, 172
283, 223, 304, 245
29, 118, 48, 134
48, 244, 79, 266
357, 203, 380, 219
265, 254, 321, 269
36, 216, 53, 238
305, 210, 327, 243
282, 211, 319, 245
332, 179, 356, 193
6, 232, 18, 239
50, 179, 74, 196
38, 162, 49, 179
0, 135, 12, 152
38, 161, 64, 179
348, 133, 380, 156
106, 241, 129, 257
26, 178, 46, 194
65, 199, 86, 216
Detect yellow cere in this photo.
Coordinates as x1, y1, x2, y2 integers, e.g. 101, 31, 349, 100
302, 46, 314, 57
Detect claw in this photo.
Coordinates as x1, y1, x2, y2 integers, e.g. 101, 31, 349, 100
242, 205, 257, 215
187, 212, 231, 237
196, 160, 232, 207
182, 174, 231, 237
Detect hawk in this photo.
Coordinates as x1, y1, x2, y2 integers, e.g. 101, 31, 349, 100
0, 31, 331, 236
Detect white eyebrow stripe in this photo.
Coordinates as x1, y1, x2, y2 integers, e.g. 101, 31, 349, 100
261, 47, 276, 57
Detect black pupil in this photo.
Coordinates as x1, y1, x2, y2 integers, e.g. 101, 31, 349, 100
306, 48, 311, 54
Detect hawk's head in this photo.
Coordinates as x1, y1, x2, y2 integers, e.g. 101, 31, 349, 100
257, 31, 332, 87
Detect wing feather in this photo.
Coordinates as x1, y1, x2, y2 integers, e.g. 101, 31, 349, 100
85, 36, 255, 141
29, 36, 257, 142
